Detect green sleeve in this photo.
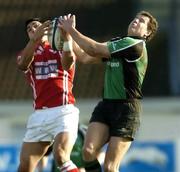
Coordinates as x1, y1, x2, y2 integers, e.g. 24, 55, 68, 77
107, 37, 143, 54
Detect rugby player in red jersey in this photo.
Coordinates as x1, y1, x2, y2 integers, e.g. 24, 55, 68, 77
17, 18, 79, 172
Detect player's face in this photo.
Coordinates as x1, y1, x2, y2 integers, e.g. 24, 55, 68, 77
26, 21, 41, 39
128, 15, 150, 39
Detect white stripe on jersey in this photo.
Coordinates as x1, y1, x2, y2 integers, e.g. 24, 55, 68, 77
111, 39, 143, 54
29, 70, 37, 108
63, 70, 69, 105
65, 71, 69, 105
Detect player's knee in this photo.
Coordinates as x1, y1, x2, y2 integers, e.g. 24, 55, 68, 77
54, 147, 68, 165
82, 145, 97, 161
104, 161, 119, 172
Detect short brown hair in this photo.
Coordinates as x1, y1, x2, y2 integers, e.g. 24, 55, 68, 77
25, 18, 41, 31
138, 11, 158, 42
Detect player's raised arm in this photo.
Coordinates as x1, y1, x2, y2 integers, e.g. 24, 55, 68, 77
17, 20, 51, 71
73, 41, 102, 64
59, 14, 110, 58
59, 29, 75, 71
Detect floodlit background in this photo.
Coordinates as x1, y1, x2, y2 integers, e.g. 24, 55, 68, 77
0, 0, 180, 172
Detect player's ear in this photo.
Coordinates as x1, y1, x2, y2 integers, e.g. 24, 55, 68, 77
144, 30, 151, 38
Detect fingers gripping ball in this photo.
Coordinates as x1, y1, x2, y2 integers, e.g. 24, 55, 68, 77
48, 17, 64, 51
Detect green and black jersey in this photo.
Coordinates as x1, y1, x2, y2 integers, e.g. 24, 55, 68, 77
104, 36, 148, 100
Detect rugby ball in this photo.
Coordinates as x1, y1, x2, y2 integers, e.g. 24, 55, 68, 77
48, 17, 64, 51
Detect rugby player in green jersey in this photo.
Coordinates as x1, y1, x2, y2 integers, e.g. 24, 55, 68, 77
59, 11, 158, 172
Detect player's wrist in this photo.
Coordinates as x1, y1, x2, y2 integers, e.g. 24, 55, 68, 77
63, 40, 73, 52
30, 37, 38, 44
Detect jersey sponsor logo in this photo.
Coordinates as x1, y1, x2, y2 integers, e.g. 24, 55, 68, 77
34, 60, 58, 79
107, 61, 119, 67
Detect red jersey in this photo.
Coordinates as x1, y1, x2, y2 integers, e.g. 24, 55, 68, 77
17, 41, 75, 109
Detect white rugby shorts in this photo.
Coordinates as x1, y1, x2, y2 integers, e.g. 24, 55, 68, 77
23, 104, 79, 143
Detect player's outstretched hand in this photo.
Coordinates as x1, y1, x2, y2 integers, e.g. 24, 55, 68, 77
31, 20, 51, 43
58, 14, 76, 33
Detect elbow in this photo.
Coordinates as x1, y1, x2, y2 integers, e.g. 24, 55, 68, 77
79, 58, 89, 64
18, 66, 28, 71
61, 52, 75, 71
17, 55, 32, 71
86, 44, 108, 58
87, 45, 99, 57
17, 60, 28, 71
62, 65, 71, 71
61, 59, 75, 71
62, 63, 74, 71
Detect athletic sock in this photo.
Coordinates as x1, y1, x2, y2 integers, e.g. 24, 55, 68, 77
84, 159, 102, 172
58, 160, 79, 172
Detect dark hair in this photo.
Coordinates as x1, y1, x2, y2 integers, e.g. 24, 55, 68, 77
137, 11, 158, 42
25, 17, 41, 31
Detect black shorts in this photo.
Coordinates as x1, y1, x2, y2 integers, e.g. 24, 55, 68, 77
90, 99, 142, 141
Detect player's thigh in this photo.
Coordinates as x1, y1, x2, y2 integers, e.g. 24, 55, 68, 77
84, 122, 109, 151
19, 142, 51, 165
104, 137, 131, 167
